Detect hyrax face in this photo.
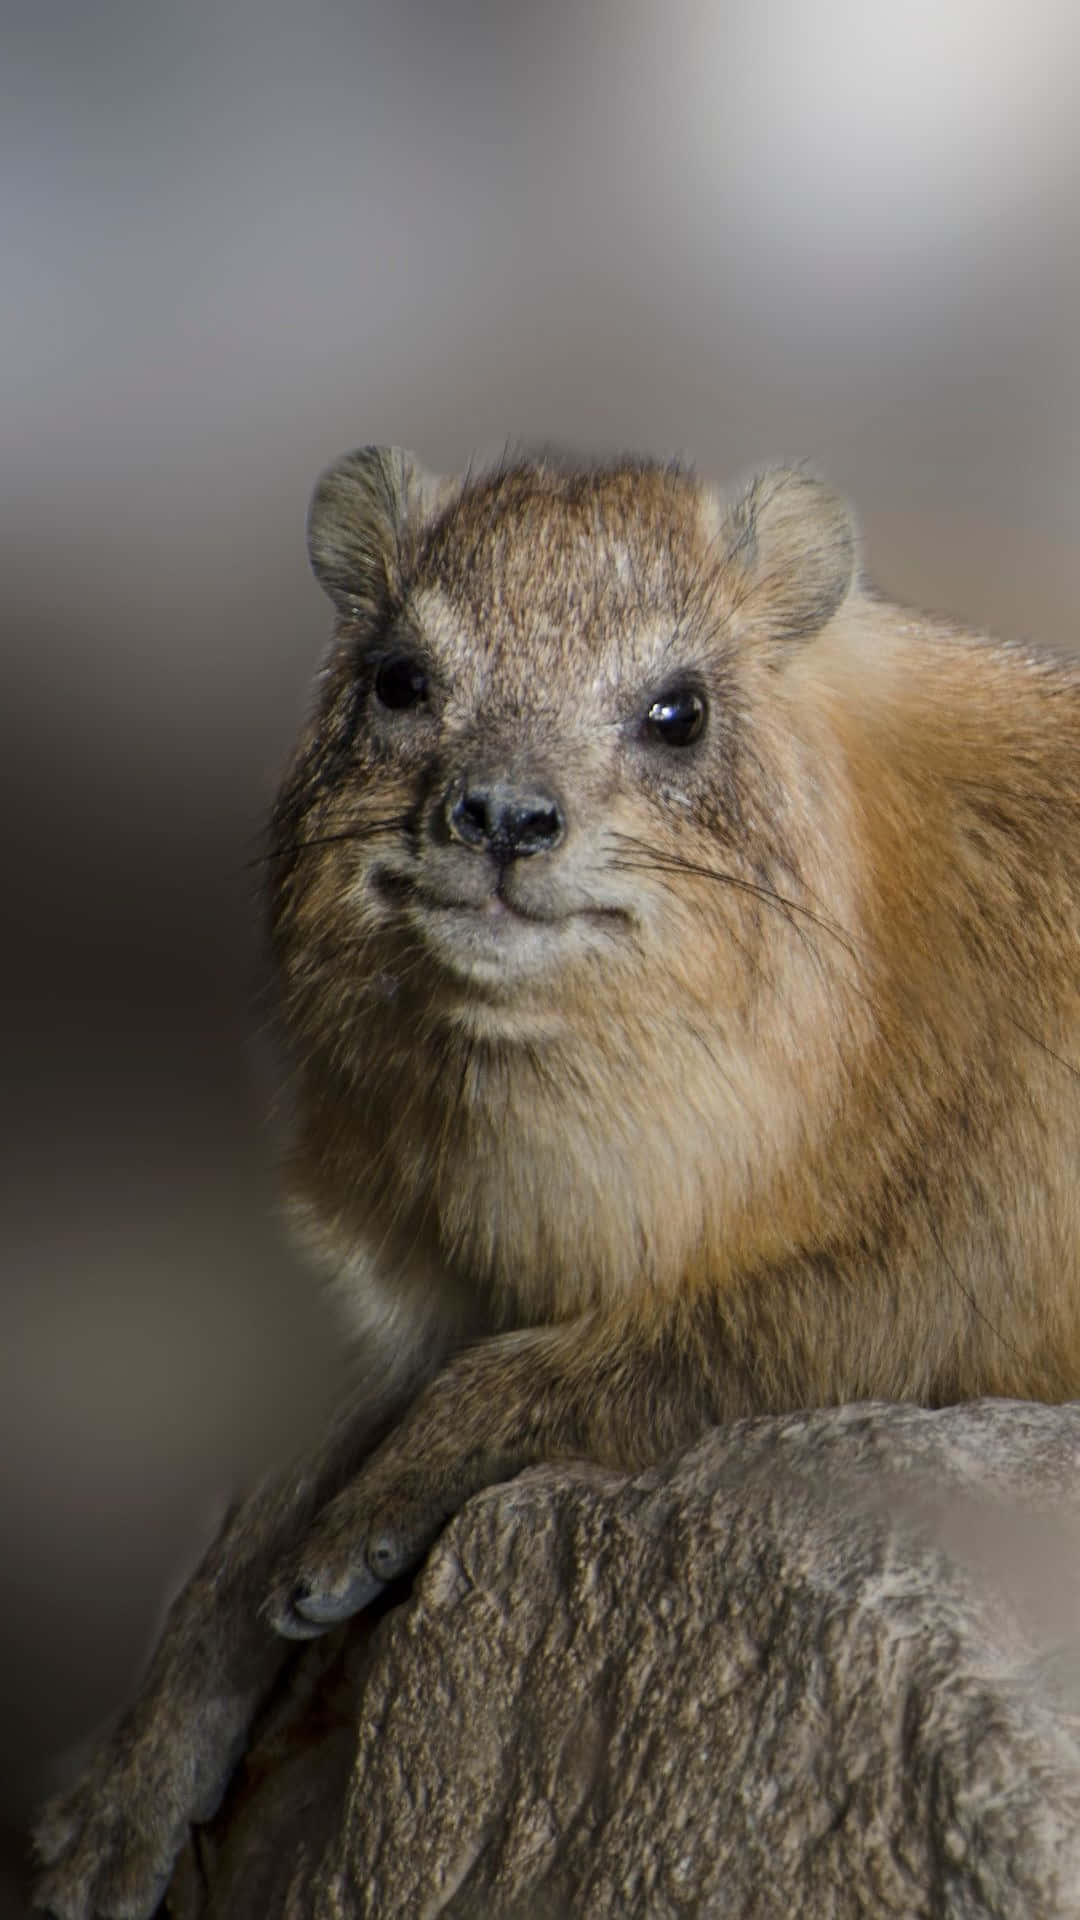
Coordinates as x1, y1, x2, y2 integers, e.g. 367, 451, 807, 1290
270, 449, 856, 1053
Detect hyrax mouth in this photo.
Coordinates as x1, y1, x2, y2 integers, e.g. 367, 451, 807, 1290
371, 861, 629, 938
374, 868, 548, 923
367, 765, 624, 964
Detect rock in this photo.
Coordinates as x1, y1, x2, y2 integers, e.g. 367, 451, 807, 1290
167, 1400, 1080, 1919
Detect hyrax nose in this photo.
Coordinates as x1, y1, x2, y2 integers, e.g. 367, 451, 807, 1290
444, 778, 565, 864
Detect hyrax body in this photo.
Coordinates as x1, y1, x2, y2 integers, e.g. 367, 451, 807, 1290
37, 450, 1080, 1917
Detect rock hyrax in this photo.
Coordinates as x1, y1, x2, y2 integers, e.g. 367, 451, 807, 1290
35, 448, 1080, 1920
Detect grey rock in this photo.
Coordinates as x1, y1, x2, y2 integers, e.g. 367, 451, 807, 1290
167, 1400, 1080, 1919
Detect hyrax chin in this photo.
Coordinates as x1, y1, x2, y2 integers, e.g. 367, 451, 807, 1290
34, 447, 1080, 1920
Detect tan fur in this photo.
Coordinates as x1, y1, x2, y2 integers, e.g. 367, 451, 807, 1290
34, 448, 1080, 1920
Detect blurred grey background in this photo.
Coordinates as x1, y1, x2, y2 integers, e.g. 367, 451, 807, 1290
3, 0, 1079, 1908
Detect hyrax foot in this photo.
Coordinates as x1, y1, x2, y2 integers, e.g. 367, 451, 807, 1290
266, 1470, 440, 1637
265, 1452, 495, 1639
33, 1700, 250, 1920
271, 1562, 388, 1638
34, 1776, 183, 1920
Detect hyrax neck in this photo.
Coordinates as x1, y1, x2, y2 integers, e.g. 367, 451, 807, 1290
288, 882, 875, 1330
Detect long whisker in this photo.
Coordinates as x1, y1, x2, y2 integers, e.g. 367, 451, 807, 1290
607, 830, 864, 966
611, 864, 775, 993
1005, 1013, 1080, 1084
246, 818, 409, 872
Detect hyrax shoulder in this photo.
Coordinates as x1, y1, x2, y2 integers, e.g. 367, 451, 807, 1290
272, 447, 1080, 1405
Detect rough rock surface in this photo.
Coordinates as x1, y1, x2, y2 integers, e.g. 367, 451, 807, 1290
167, 1400, 1080, 1919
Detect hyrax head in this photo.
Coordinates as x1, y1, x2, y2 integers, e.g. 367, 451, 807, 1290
270, 448, 856, 1041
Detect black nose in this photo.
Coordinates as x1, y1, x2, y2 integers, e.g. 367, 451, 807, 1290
445, 779, 565, 863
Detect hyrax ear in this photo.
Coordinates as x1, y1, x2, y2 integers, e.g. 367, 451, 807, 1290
714, 468, 857, 645
306, 446, 449, 614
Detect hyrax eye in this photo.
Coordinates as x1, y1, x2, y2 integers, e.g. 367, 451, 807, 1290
374, 655, 429, 711
645, 688, 707, 747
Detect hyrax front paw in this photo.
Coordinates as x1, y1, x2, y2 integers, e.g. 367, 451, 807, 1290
265, 1465, 446, 1638
266, 1456, 495, 1639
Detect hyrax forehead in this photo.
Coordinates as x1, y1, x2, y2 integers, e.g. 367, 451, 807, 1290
415, 461, 708, 613
403, 460, 722, 696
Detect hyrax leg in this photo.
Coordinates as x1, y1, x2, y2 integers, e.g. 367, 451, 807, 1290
265, 1304, 741, 1637
33, 1337, 442, 1920
266, 1243, 1018, 1640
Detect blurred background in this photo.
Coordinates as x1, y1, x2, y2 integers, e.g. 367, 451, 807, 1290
3, 0, 1079, 1908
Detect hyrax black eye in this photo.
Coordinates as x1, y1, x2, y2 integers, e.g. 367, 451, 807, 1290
645, 688, 707, 747
374, 655, 429, 711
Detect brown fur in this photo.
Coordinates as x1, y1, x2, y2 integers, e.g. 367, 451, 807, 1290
34, 448, 1080, 1920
